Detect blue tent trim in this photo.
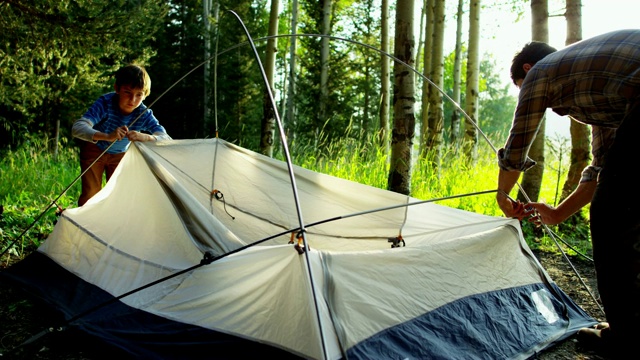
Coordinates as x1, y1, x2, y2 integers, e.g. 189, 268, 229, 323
1, 252, 302, 360
347, 283, 596, 360
2, 251, 597, 360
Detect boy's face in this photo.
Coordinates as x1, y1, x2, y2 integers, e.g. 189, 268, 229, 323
115, 84, 146, 115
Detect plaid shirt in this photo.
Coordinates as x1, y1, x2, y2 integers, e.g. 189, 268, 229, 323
498, 29, 640, 182
73, 92, 169, 154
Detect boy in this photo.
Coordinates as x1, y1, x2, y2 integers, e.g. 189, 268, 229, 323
72, 64, 171, 206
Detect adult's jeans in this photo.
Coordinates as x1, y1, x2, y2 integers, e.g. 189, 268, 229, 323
590, 97, 640, 350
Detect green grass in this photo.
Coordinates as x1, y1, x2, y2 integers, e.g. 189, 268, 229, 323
291, 134, 592, 258
0, 136, 80, 261
0, 134, 592, 263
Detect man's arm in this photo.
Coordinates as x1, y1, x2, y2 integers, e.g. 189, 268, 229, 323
526, 179, 596, 225
496, 169, 526, 218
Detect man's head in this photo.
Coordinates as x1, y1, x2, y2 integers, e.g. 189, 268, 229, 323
510, 42, 557, 86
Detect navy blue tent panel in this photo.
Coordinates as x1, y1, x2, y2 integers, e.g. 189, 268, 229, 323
1, 252, 302, 360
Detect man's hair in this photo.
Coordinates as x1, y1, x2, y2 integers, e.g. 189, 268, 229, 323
510, 42, 557, 85
115, 64, 151, 96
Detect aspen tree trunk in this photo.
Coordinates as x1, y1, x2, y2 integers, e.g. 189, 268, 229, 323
204, 0, 212, 133
419, 0, 433, 159
286, 0, 298, 142
450, 0, 464, 147
318, 0, 332, 141
415, 0, 426, 74
463, 0, 480, 161
561, 0, 589, 201
425, 0, 444, 166
388, 0, 416, 195
261, 0, 279, 157
518, 0, 548, 203
379, 0, 391, 151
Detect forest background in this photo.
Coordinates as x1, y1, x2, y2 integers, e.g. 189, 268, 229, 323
1, 0, 638, 259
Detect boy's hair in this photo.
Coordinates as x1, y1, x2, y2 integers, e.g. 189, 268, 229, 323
510, 42, 557, 85
115, 64, 151, 96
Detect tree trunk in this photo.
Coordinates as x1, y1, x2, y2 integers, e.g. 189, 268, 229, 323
286, 0, 298, 142
450, 0, 463, 147
425, 0, 444, 166
419, 0, 433, 159
379, 0, 391, 150
561, 0, 589, 201
388, 0, 416, 195
203, 0, 212, 134
318, 0, 332, 141
518, 0, 548, 203
463, 0, 480, 161
261, 0, 279, 157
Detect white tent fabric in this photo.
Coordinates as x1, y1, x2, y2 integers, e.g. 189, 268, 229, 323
8, 138, 595, 359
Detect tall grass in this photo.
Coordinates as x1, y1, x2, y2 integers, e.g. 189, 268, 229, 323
290, 133, 592, 257
0, 133, 592, 263
0, 136, 80, 260
292, 135, 512, 216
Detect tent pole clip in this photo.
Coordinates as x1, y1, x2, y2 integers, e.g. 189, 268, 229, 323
294, 243, 306, 254
293, 231, 307, 254
388, 236, 405, 248
200, 252, 215, 265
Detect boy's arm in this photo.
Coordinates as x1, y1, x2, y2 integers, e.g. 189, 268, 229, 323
127, 130, 171, 142
71, 118, 99, 143
151, 132, 172, 141
73, 117, 128, 142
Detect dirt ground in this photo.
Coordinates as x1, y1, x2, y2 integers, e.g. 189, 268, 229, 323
532, 250, 609, 360
0, 249, 610, 360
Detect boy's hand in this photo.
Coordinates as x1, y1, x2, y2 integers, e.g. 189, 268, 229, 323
127, 130, 155, 142
107, 125, 128, 141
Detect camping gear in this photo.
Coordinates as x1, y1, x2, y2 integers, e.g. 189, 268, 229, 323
1, 138, 597, 359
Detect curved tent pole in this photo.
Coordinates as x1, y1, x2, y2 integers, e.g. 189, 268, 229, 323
223, 10, 330, 359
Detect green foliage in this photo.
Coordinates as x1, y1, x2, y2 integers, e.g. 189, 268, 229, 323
440, 49, 516, 145
0, 135, 80, 261
0, 0, 168, 150
293, 132, 593, 258
0, 0, 520, 162
0, 132, 592, 265
0, 0, 592, 264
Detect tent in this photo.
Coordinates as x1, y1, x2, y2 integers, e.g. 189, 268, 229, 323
1, 138, 596, 359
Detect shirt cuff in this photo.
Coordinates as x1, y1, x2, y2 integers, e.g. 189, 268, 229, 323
580, 165, 602, 183
497, 148, 537, 172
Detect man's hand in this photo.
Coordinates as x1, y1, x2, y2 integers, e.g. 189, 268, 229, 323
497, 192, 527, 220
525, 203, 563, 226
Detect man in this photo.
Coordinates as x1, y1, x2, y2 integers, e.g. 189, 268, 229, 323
496, 29, 640, 356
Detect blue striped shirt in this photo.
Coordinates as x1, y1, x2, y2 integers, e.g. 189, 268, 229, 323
76, 92, 168, 154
